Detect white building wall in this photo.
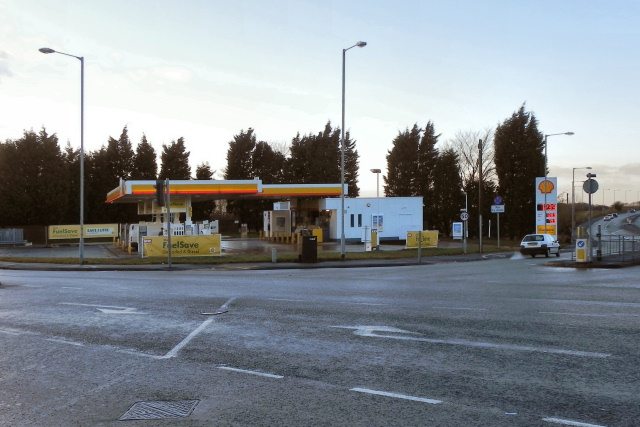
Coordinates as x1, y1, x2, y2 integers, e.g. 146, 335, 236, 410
320, 197, 423, 241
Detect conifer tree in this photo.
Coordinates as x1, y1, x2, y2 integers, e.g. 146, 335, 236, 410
159, 137, 191, 180
494, 104, 545, 238
132, 134, 158, 179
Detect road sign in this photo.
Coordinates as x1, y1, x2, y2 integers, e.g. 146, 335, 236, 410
460, 212, 469, 221
494, 196, 503, 205
491, 205, 505, 213
583, 179, 599, 194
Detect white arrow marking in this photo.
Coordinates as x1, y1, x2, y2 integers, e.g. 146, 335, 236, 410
333, 326, 610, 358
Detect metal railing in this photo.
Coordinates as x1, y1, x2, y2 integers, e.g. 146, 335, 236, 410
595, 234, 640, 262
0, 228, 26, 245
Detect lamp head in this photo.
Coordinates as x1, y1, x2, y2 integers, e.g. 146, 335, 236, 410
566, 132, 575, 135
39, 48, 56, 54
356, 41, 367, 48
370, 168, 381, 173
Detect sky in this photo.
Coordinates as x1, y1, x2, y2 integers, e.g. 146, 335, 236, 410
1, 0, 640, 205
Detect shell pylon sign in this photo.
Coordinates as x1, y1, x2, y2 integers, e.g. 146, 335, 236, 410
535, 177, 558, 238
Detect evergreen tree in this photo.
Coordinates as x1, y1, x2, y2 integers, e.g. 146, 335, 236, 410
132, 134, 158, 179
418, 121, 440, 227
159, 137, 191, 179
384, 124, 421, 197
494, 104, 545, 238
431, 147, 463, 235
62, 141, 81, 224
343, 130, 360, 197
224, 129, 257, 228
253, 141, 285, 183
0, 128, 69, 226
191, 162, 216, 221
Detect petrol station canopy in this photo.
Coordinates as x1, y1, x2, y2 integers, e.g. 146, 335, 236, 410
106, 179, 345, 204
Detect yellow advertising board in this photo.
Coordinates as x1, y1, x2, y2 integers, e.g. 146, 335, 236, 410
536, 225, 556, 235
142, 234, 222, 257
406, 230, 439, 248
49, 224, 119, 240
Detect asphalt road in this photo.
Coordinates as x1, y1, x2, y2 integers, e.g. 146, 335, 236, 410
1, 256, 639, 426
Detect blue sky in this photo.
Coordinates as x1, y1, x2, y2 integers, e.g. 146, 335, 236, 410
2, 0, 639, 204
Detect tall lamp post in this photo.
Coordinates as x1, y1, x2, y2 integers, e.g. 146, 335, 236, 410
40, 47, 85, 264
543, 132, 574, 235
572, 166, 591, 244
340, 41, 366, 259
613, 189, 620, 207
370, 168, 381, 218
602, 188, 610, 211
371, 168, 381, 249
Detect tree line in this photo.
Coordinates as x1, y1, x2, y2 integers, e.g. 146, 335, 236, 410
0, 103, 547, 239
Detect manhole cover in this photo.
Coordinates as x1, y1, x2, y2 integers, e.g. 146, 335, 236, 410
119, 400, 199, 420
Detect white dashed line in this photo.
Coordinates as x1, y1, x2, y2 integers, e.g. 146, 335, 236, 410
542, 416, 608, 427
218, 366, 284, 379
350, 387, 442, 404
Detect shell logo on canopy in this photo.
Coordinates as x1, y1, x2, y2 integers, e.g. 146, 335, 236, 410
538, 179, 555, 194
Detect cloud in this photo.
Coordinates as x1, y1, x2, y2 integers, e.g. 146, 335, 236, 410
0, 50, 13, 81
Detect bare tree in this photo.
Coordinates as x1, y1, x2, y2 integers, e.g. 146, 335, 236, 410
448, 128, 496, 188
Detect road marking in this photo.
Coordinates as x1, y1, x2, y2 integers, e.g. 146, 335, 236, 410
218, 366, 284, 379
350, 388, 442, 404
338, 302, 388, 306
162, 318, 214, 359
46, 338, 84, 346
433, 306, 487, 311
160, 297, 236, 359
268, 298, 306, 302
334, 326, 611, 358
60, 302, 144, 314
0, 328, 21, 335
542, 417, 608, 427
541, 311, 639, 318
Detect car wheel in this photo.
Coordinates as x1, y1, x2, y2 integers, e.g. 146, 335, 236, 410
530, 254, 536, 258
545, 249, 550, 258
555, 250, 560, 257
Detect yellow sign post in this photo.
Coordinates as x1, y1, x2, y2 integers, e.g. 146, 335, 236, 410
142, 235, 222, 257
405, 230, 439, 248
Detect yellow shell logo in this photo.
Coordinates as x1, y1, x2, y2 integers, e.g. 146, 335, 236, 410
538, 180, 554, 194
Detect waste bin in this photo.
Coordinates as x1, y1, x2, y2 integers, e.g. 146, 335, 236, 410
299, 235, 317, 263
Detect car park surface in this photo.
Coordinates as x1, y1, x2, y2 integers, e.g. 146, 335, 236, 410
1, 257, 639, 426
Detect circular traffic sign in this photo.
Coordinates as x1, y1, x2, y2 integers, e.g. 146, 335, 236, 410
577, 240, 586, 248
583, 179, 599, 194
460, 212, 469, 221
494, 196, 503, 205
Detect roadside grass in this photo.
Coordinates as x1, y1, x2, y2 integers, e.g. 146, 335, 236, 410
0, 243, 517, 265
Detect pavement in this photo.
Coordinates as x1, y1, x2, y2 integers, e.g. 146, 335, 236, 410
1, 239, 639, 271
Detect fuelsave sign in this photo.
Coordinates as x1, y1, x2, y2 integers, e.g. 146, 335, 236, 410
142, 235, 222, 257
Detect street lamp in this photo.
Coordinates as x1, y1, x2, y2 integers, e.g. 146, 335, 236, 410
340, 41, 366, 259
543, 132, 574, 235
371, 168, 381, 249
602, 188, 610, 211
572, 166, 591, 244
40, 47, 85, 264
370, 168, 381, 217
613, 189, 620, 207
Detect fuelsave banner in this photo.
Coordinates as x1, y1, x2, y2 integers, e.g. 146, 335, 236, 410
142, 235, 222, 257
49, 224, 119, 239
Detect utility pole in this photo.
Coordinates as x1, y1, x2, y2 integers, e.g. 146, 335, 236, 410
478, 139, 483, 253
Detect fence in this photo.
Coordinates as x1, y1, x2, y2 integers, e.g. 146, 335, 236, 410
595, 234, 640, 262
0, 229, 26, 245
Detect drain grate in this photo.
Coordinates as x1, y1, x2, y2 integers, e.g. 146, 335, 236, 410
119, 399, 199, 421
